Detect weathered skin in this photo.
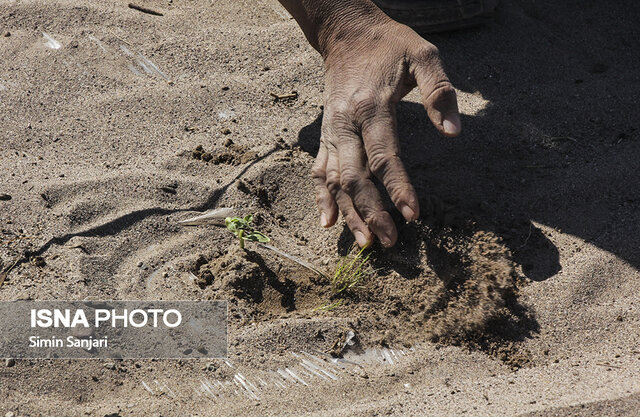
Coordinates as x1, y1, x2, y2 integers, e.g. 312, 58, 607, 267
278, 0, 461, 247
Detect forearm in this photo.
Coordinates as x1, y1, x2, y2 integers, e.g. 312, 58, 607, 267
277, 0, 390, 57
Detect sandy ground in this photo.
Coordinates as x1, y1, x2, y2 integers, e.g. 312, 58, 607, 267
1, 0, 639, 415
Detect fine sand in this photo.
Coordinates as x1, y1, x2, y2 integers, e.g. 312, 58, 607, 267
1, 0, 639, 415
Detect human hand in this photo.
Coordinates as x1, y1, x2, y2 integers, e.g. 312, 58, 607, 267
312, 19, 461, 248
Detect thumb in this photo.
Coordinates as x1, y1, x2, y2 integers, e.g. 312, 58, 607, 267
411, 44, 461, 137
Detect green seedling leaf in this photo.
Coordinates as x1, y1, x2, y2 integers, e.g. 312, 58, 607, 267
244, 231, 270, 243
225, 215, 269, 249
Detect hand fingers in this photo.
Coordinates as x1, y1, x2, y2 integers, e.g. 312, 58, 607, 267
411, 44, 461, 137
336, 126, 398, 247
324, 142, 374, 248
361, 108, 419, 223
311, 140, 338, 227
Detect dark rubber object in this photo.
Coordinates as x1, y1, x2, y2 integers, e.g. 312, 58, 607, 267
372, 0, 499, 33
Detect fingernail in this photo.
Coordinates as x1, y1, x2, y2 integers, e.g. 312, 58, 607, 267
379, 234, 392, 247
354, 231, 369, 248
400, 204, 416, 221
320, 213, 329, 227
443, 114, 461, 136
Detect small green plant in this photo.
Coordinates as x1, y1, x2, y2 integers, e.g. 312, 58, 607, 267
331, 246, 371, 294
225, 215, 270, 249
316, 247, 371, 311
314, 299, 344, 312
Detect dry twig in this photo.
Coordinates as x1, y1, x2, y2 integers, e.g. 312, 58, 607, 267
270, 92, 298, 102
128, 3, 164, 16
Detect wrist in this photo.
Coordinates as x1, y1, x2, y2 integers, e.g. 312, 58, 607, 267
279, 0, 391, 59
314, 1, 391, 59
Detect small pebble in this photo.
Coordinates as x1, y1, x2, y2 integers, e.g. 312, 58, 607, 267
104, 362, 115, 370
6, 358, 15, 367
160, 186, 177, 195
0, 194, 11, 201
2, 31, 10, 37
33, 256, 46, 267
6, 412, 15, 417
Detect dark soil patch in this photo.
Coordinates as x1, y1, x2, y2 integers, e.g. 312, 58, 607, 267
193, 206, 537, 367
194, 245, 326, 322
191, 144, 257, 166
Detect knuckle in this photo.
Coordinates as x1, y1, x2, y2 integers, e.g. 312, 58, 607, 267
339, 171, 361, 196
368, 153, 394, 178
427, 82, 457, 108
414, 44, 441, 64
432, 81, 455, 96
343, 211, 361, 228
349, 91, 379, 126
364, 211, 385, 228
311, 165, 325, 180
325, 172, 341, 196
314, 192, 328, 207
324, 98, 352, 124
311, 158, 327, 180
385, 177, 412, 202
325, 91, 380, 129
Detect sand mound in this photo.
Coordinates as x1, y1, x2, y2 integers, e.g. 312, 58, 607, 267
192, 180, 536, 368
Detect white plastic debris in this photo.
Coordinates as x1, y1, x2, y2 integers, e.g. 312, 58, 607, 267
179, 208, 236, 226
42, 33, 61, 49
